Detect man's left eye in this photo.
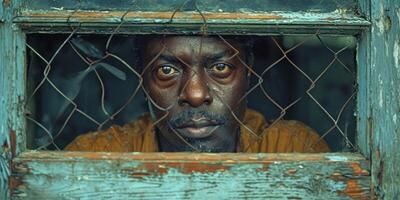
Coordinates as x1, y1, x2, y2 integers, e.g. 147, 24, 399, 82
209, 63, 233, 76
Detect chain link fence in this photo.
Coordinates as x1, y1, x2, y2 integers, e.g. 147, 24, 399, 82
25, 4, 358, 152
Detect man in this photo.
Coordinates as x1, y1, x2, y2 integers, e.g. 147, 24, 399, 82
65, 35, 330, 153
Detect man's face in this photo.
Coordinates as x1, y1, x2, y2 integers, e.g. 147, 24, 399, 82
142, 36, 248, 152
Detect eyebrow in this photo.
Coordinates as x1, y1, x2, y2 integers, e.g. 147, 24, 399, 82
205, 50, 235, 62
151, 50, 234, 64
157, 54, 181, 63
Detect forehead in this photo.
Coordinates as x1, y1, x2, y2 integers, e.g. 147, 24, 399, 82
143, 36, 242, 56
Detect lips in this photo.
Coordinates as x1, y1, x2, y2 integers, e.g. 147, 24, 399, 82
174, 117, 222, 138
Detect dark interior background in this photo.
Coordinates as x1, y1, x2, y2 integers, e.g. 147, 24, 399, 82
26, 34, 357, 151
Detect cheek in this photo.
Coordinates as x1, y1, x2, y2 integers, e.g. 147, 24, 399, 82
214, 73, 247, 106
145, 79, 179, 109
209, 75, 247, 125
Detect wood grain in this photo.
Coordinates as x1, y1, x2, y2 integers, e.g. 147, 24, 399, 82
11, 151, 371, 199
0, 0, 25, 199
369, 0, 400, 199
13, 10, 370, 35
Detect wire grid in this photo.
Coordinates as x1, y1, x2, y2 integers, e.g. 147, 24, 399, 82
25, 3, 358, 152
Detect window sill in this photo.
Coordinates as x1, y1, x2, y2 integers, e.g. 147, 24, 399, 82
11, 151, 371, 199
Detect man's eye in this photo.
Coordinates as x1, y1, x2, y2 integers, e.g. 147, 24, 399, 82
156, 65, 178, 80
209, 63, 233, 77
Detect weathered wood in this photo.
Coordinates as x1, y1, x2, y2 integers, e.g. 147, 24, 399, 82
0, 2, 3, 23
369, 0, 400, 199
20, 0, 358, 13
0, 0, 25, 199
11, 152, 371, 199
7, 0, 400, 199
356, 0, 371, 157
13, 10, 370, 35
0, 0, 26, 153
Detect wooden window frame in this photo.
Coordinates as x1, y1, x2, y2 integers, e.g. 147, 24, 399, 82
2, 0, 399, 199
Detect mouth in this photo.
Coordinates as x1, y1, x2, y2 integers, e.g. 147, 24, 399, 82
174, 117, 222, 139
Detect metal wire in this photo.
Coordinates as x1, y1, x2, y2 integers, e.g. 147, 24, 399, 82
25, 5, 358, 152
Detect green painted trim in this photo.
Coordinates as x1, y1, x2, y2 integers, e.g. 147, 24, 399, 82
0, 3, 4, 23
11, 152, 371, 199
20, 0, 359, 13
13, 10, 370, 35
356, 0, 371, 159
356, 31, 371, 158
0, 0, 26, 199
369, 0, 400, 198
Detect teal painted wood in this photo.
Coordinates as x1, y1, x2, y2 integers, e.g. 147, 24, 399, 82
11, 152, 371, 199
0, 2, 3, 23
21, 0, 358, 13
14, 0, 366, 35
0, 1, 379, 199
0, 0, 26, 199
13, 10, 370, 35
356, 0, 371, 157
369, 0, 400, 199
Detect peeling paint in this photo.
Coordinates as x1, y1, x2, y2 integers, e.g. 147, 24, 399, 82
326, 155, 348, 162
386, 41, 389, 56
11, 152, 371, 199
12, 9, 370, 35
2, 0, 397, 199
1, 0, 27, 199
3, 0, 11, 7
394, 39, 400, 73
376, 3, 386, 35
370, 1, 400, 199
50, 7, 64, 11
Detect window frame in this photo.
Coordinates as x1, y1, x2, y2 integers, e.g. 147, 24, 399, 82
1, 0, 390, 199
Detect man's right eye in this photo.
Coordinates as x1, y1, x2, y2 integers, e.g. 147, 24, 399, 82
156, 65, 179, 80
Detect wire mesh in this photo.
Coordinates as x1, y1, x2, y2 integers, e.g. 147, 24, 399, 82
25, 2, 358, 153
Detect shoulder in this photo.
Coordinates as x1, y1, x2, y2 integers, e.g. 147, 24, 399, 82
269, 120, 315, 134
240, 109, 331, 153
64, 114, 153, 151
262, 120, 331, 152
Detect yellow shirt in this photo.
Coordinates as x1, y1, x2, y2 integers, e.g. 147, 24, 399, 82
65, 109, 330, 152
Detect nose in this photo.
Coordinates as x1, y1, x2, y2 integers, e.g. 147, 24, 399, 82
178, 73, 213, 107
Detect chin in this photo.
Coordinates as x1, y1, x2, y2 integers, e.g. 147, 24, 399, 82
182, 136, 236, 153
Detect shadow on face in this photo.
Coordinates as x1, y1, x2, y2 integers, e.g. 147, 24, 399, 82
141, 36, 249, 152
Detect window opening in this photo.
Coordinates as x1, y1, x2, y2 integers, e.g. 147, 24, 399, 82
25, 33, 357, 152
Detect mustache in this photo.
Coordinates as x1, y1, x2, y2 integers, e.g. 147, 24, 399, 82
169, 110, 227, 128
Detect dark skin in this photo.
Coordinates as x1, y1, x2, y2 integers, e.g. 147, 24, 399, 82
142, 36, 248, 152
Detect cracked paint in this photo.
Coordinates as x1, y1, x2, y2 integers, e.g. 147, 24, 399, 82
394, 39, 399, 73
10, 152, 372, 199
